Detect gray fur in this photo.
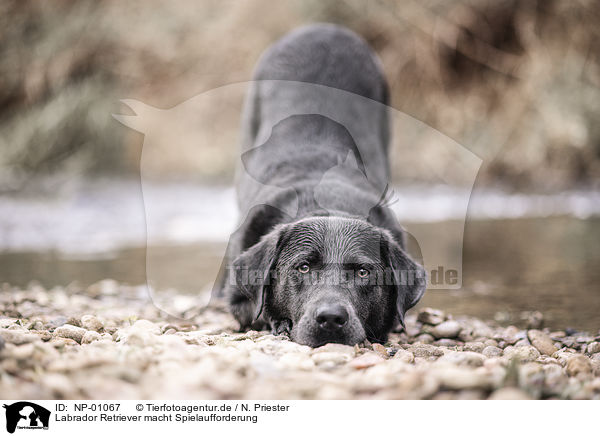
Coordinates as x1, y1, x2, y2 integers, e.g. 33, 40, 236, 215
222, 24, 426, 347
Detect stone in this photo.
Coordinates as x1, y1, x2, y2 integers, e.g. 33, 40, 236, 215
553, 350, 578, 366
30, 321, 44, 330
312, 343, 355, 356
0, 329, 38, 345
414, 333, 434, 344
437, 351, 484, 367
372, 343, 389, 358
349, 352, 384, 369
10, 343, 35, 360
488, 387, 533, 400
464, 342, 485, 353
496, 326, 520, 345
565, 355, 592, 377
131, 319, 161, 334
416, 308, 445, 325
67, 316, 82, 327
483, 339, 499, 347
45, 316, 68, 329
514, 338, 531, 347
393, 349, 414, 363
482, 346, 503, 358
433, 339, 461, 347
86, 279, 119, 297
503, 345, 541, 362
312, 352, 351, 366
81, 331, 102, 345
408, 344, 445, 358
536, 356, 559, 365
528, 330, 557, 356
53, 324, 86, 344
49, 337, 79, 348
433, 367, 493, 390
4, 284, 599, 400
430, 320, 462, 339
560, 337, 578, 348
81, 315, 104, 332
522, 311, 544, 329
586, 342, 600, 354
278, 353, 315, 371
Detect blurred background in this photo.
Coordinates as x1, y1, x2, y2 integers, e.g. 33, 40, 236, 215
0, 0, 599, 330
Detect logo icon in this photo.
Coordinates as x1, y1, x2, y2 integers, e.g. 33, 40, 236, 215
2, 402, 50, 434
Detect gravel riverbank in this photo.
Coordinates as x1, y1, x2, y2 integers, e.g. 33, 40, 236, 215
1, 281, 599, 399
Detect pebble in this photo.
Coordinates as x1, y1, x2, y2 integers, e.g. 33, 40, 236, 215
81, 331, 102, 344
414, 333, 434, 344
482, 346, 503, 358
497, 326, 521, 345
514, 338, 531, 347
554, 352, 580, 370
81, 315, 104, 332
0, 329, 38, 345
565, 355, 592, 377
2, 283, 599, 400
528, 330, 558, 356
312, 343, 355, 357
523, 311, 544, 329
433, 339, 461, 347
488, 387, 533, 400
464, 342, 486, 353
278, 353, 315, 370
433, 367, 493, 390
483, 339, 498, 347
586, 342, 600, 354
312, 352, 351, 366
10, 343, 35, 360
349, 352, 384, 369
437, 351, 484, 367
49, 337, 79, 348
54, 324, 86, 344
67, 316, 82, 327
408, 344, 445, 358
503, 345, 541, 362
417, 308, 445, 325
393, 349, 415, 363
46, 316, 68, 329
372, 343, 389, 358
430, 320, 462, 339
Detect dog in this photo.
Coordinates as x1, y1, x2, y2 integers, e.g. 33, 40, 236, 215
221, 24, 426, 347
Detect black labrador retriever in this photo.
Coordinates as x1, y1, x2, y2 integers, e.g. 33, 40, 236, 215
221, 24, 426, 347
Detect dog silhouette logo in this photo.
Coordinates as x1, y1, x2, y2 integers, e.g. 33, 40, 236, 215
2, 402, 50, 433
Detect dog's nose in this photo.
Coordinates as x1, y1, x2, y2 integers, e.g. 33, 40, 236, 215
315, 304, 348, 331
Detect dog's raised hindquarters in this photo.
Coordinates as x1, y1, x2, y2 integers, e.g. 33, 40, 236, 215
222, 24, 426, 347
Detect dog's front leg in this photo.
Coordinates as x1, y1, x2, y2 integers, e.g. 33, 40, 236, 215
271, 319, 292, 337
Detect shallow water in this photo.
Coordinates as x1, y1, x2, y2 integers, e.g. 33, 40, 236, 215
1, 216, 598, 332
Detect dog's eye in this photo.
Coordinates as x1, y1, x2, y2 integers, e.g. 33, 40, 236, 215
357, 268, 369, 278
298, 264, 310, 274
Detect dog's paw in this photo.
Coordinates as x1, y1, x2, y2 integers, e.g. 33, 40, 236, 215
271, 319, 292, 337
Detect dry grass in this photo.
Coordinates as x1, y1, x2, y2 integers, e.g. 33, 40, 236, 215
1, 0, 599, 192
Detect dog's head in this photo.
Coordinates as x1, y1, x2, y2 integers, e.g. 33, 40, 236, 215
229, 216, 426, 347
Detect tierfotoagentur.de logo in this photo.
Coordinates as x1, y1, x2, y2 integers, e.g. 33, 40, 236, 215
2, 402, 50, 434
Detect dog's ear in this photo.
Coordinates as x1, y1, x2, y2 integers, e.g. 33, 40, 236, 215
228, 226, 286, 328
381, 231, 427, 328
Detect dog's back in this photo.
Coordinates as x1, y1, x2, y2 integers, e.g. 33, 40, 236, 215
219, 25, 426, 338
253, 24, 388, 104
240, 24, 389, 153
237, 24, 391, 209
